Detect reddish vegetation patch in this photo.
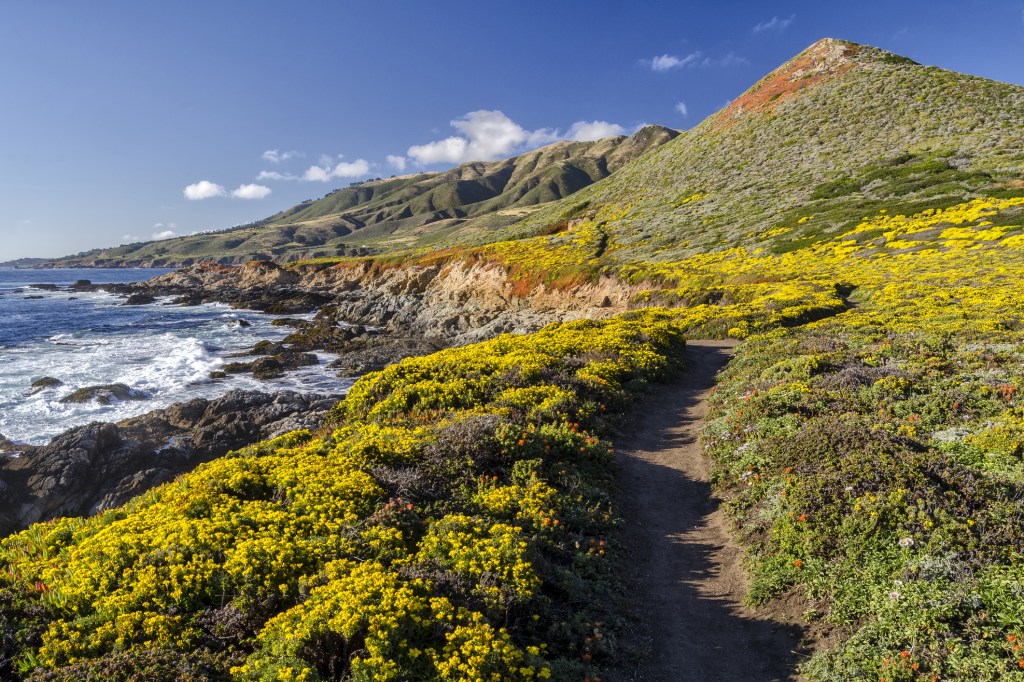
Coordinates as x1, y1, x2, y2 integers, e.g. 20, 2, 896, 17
712, 38, 861, 130
195, 261, 235, 274
242, 260, 277, 269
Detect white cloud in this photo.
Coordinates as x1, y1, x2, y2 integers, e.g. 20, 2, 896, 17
183, 180, 226, 200
675, 101, 689, 117
122, 234, 140, 242
408, 110, 564, 165
232, 183, 272, 199
410, 110, 631, 165
262, 149, 303, 163
648, 52, 702, 72
703, 52, 748, 67
644, 50, 746, 71
257, 170, 298, 181
152, 230, 177, 240
386, 154, 407, 172
567, 120, 625, 141
753, 15, 796, 33
301, 158, 371, 182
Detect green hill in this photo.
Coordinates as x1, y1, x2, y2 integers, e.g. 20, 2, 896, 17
46, 125, 677, 267
476, 38, 1024, 263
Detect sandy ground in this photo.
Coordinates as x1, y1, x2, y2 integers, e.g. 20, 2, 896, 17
607, 339, 805, 682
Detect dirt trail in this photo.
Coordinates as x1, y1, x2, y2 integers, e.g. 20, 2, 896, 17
609, 339, 804, 682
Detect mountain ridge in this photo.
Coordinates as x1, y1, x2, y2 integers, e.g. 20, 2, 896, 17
42, 125, 678, 268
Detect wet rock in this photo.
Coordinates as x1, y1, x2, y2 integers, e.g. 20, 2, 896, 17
221, 361, 253, 374
28, 283, 58, 291
59, 383, 147, 405
251, 356, 283, 379
28, 376, 63, 395
124, 292, 156, 305
69, 279, 97, 292
0, 390, 339, 536
249, 340, 287, 355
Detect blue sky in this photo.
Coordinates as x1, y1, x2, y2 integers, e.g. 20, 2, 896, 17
1, 0, 1023, 260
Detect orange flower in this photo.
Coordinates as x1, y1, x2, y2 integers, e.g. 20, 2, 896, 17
793, 559, 803, 568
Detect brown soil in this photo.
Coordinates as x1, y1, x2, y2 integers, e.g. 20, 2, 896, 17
607, 339, 806, 681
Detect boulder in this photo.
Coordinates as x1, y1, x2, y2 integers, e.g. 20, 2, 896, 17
28, 376, 63, 395
59, 383, 147, 405
123, 292, 156, 305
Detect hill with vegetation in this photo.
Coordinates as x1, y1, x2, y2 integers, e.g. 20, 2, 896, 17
44, 125, 677, 268
6, 38, 1024, 681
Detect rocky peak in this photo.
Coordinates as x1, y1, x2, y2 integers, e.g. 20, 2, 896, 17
711, 38, 915, 128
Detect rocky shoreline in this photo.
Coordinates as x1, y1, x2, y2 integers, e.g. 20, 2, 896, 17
0, 389, 337, 537
1, 258, 628, 538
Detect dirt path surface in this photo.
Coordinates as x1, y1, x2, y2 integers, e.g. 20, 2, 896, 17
608, 339, 804, 682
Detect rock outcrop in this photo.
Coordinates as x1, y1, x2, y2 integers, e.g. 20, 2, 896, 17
0, 390, 337, 536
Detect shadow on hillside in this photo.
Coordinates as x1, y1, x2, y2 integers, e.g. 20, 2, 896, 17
607, 341, 806, 682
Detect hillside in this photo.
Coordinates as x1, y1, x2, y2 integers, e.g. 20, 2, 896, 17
45, 125, 676, 267
6, 39, 1024, 682
466, 38, 1024, 266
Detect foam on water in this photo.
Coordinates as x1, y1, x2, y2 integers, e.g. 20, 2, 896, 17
0, 268, 353, 445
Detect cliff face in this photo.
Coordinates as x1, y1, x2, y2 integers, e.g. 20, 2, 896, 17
150, 259, 643, 344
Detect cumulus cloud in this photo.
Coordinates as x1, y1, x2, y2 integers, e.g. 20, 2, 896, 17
262, 149, 303, 163
567, 120, 625, 141
232, 183, 272, 199
386, 155, 407, 172
753, 15, 796, 33
675, 101, 689, 117
122, 234, 140, 243
152, 230, 177, 240
407, 110, 562, 165
183, 180, 226, 200
648, 52, 702, 72
301, 158, 371, 182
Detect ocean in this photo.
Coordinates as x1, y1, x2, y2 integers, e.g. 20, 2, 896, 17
0, 268, 352, 445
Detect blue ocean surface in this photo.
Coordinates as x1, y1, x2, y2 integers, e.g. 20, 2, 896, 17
0, 268, 351, 445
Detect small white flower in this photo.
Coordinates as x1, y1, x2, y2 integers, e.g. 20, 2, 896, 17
889, 590, 901, 600
893, 579, 904, 587
898, 537, 914, 548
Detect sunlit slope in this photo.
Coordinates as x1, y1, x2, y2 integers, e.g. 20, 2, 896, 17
490, 38, 1024, 265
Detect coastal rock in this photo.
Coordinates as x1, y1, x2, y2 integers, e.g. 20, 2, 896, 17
28, 283, 58, 291
28, 376, 63, 395
123, 292, 156, 305
0, 390, 339, 536
59, 383, 147, 405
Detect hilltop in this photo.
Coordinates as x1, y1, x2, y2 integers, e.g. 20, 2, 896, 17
44, 125, 676, 268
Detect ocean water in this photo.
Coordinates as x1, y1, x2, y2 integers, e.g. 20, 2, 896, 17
0, 268, 352, 445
